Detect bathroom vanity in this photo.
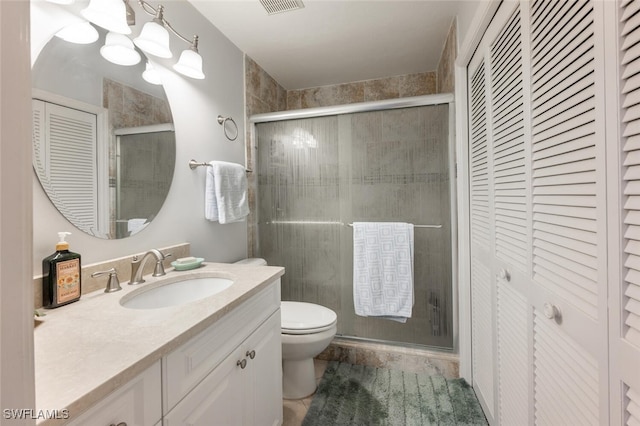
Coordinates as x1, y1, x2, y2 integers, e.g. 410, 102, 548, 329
33, 262, 284, 426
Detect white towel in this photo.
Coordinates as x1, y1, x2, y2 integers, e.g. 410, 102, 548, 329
353, 222, 414, 323
127, 218, 148, 235
204, 161, 249, 224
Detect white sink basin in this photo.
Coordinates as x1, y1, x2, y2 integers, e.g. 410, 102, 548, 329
121, 276, 233, 310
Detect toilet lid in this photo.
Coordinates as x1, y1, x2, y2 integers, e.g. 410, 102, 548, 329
281, 301, 337, 334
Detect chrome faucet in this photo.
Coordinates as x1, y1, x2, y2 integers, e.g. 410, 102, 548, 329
129, 249, 172, 285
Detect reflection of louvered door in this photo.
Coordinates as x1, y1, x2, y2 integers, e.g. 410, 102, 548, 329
612, 0, 640, 424
467, 0, 609, 424
32, 100, 98, 234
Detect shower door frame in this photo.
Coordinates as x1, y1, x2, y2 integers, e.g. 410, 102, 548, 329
249, 93, 458, 352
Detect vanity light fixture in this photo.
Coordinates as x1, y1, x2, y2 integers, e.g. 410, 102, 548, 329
55, 21, 99, 44
81, 0, 131, 35
133, 5, 172, 58
173, 36, 205, 80
142, 62, 162, 85
52, 0, 205, 80
133, 0, 205, 79
100, 32, 141, 66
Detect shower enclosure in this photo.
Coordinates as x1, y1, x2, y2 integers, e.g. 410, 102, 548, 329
253, 95, 455, 349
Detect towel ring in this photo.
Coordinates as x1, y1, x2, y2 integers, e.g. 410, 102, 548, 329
217, 115, 238, 141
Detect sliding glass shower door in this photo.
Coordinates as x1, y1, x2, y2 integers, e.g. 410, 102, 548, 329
256, 104, 453, 349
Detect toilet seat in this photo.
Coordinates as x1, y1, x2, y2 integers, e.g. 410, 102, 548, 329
281, 301, 337, 335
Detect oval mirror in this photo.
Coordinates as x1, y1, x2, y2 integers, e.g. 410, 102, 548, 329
32, 26, 175, 239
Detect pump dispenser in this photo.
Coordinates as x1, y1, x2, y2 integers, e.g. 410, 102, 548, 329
42, 231, 81, 308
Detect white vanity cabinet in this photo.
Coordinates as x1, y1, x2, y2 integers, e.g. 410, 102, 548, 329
67, 361, 162, 426
164, 312, 282, 426
163, 280, 282, 426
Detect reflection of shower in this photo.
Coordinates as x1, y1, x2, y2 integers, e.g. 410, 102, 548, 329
253, 94, 456, 350
113, 123, 175, 238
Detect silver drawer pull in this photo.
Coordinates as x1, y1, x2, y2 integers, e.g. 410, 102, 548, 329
237, 359, 247, 369
246, 350, 256, 360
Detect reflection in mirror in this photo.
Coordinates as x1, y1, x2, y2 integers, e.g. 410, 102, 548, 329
32, 26, 176, 239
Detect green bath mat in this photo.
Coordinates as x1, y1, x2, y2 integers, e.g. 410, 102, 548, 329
302, 361, 488, 426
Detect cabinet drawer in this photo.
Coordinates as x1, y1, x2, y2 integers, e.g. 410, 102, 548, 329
68, 361, 161, 426
163, 280, 280, 412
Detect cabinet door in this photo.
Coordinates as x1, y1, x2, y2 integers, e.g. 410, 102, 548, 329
164, 311, 282, 426
68, 361, 161, 426
163, 281, 280, 413
243, 311, 282, 426
163, 346, 245, 426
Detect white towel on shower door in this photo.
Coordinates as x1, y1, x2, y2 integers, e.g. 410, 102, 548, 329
352, 222, 414, 323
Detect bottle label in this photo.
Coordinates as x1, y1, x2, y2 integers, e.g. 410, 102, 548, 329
56, 259, 80, 304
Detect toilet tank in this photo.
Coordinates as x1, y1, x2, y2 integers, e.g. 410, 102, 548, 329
234, 258, 267, 266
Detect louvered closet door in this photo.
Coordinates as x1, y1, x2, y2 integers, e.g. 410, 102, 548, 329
468, 45, 496, 423
528, 0, 609, 424
489, 4, 531, 426
612, 0, 640, 424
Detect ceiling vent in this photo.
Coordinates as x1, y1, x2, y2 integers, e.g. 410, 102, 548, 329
259, 0, 304, 15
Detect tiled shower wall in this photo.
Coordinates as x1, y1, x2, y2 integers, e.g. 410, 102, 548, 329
245, 18, 457, 256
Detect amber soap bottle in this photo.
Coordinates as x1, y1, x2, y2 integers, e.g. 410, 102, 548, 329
43, 232, 81, 309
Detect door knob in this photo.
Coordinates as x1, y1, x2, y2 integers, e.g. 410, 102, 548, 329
543, 302, 561, 321
498, 268, 511, 282
237, 359, 247, 369
246, 350, 256, 359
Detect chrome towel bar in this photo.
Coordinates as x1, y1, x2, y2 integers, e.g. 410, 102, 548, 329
189, 159, 252, 173
347, 223, 442, 229
261, 220, 442, 228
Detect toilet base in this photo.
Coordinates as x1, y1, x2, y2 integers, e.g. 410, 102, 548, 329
282, 358, 316, 399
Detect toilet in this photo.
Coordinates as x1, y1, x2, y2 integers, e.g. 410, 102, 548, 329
235, 258, 337, 399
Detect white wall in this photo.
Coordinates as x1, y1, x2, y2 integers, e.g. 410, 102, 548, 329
32, 0, 248, 274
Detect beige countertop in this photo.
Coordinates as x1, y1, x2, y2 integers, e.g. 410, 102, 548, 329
33, 262, 284, 425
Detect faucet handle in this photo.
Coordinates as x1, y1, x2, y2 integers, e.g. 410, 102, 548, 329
152, 252, 172, 277
91, 268, 122, 293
